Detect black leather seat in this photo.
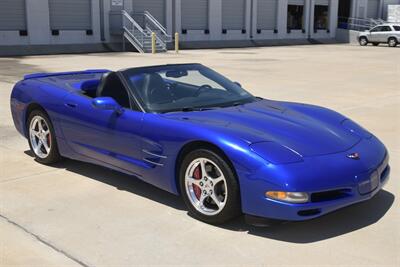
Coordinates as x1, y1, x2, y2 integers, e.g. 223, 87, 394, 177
142, 73, 173, 105
96, 72, 130, 108
96, 72, 114, 97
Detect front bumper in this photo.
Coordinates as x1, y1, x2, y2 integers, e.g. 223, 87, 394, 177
238, 136, 390, 221
263, 166, 389, 221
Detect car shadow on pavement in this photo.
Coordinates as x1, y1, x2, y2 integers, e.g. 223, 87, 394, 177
26, 151, 394, 244
220, 189, 395, 243
35, 155, 186, 211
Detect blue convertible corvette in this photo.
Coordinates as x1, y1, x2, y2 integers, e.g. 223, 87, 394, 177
10, 64, 390, 224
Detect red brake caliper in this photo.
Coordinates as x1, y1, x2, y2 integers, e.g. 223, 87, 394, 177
193, 165, 202, 200
47, 131, 51, 147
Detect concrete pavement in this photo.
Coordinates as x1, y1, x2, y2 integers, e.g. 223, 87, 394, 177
0, 44, 399, 266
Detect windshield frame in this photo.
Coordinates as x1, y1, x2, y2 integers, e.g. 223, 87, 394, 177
120, 63, 256, 113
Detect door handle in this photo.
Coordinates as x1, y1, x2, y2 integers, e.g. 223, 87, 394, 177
65, 103, 77, 108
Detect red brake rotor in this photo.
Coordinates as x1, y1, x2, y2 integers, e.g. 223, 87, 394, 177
193, 165, 202, 200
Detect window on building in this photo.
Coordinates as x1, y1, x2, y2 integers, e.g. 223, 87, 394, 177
314, 5, 329, 30
287, 5, 304, 30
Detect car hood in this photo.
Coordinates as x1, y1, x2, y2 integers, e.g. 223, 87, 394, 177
164, 100, 361, 157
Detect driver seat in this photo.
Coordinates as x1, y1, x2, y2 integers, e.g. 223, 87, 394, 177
142, 73, 173, 105
96, 72, 113, 97
96, 72, 130, 108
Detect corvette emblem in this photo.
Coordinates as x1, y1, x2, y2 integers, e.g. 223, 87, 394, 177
347, 152, 360, 160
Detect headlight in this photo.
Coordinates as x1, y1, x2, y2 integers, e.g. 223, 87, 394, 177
266, 191, 309, 203
341, 119, 372, 139
250, 142, 303, 164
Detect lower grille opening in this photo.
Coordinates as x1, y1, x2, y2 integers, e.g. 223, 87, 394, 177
298, 209, 321, 216
311, 189, 352, 202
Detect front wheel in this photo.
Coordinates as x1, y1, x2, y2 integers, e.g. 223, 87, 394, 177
359, 37, 368, 46
27, 109, 62, 164
388, 38, 397, 47
179, 149, 241, 224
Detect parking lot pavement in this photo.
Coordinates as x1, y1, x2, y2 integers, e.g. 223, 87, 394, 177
0, 44, 399, 266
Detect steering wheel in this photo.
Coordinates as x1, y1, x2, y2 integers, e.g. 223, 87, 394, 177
194, 85, 212, 97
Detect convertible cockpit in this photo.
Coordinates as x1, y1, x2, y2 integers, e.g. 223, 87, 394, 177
81, 64, 255, 113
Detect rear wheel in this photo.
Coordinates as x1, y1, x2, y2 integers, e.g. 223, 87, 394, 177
179, 149, 241, 224
388, 37, 397, 47
27, 109, 62, 164
359, 37, 368, 46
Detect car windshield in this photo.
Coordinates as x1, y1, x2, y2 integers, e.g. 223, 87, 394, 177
122, 64, 256, 113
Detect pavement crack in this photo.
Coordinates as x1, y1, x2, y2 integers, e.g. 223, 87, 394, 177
0, 214, 91, 267
0, 169, 62, 184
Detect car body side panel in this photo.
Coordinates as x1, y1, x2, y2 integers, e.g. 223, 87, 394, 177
139, 113, 265, 194
59, 93, 146, 177
10, 79, 69, 139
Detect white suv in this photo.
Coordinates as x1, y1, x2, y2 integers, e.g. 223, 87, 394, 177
358, 24, 400, 47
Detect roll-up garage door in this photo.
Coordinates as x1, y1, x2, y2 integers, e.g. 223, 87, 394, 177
288, 0, 305, 5
367, 0, 379, 18
132, 0, 165, 26
222, 0, 246, 30
49, 0, 92, 30
257, 0, 278, 30
315, 0, 329, 5
181, 0, 208, 30
0, 0, 26, 30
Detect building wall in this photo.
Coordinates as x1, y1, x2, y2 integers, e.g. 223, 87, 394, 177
0, 0, 102, 46
382, 0, 400, 19
351, 0, 400, 19
175, 0, 338, 42
0, 0, 339, 48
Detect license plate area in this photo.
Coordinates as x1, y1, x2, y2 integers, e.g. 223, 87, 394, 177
358, 171, 379, 195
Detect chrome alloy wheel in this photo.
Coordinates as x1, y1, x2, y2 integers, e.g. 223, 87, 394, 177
359, 37, 368, 46
185, 158, 227, 216
29, 115, 51, 159
388, 38, 397, 47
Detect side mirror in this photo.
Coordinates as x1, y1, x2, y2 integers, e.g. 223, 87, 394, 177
92, 97, 124, 115
234, 81, 242, 87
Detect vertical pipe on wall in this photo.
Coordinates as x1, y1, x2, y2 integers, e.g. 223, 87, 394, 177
249, 0, 254, 38
99, 0, 105, 41
175, 32, 179, 52
308, 0, 313, 39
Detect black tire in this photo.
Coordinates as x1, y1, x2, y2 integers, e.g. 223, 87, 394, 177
372, 42, 379, 46
359, 37, 368, 46
27, 109, 62, 164
179, 149, 241, 224
388, 37, 397, 47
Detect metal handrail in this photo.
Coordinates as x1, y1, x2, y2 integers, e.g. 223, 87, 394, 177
338, 16, 386, 31
143, 10, 169, 36
122, 10, 146, 34
122, 10, 170, 53
131, 11, 172, 44
122, 10, 149, 52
